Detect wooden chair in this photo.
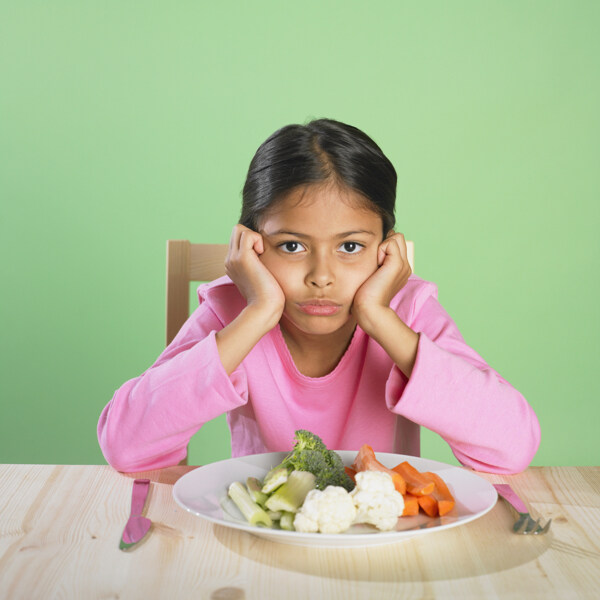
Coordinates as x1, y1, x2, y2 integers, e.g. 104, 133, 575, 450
166, 241, 229, 345
165, 239, 415, 346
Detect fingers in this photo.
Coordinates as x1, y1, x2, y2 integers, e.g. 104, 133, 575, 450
379, 232, 408, 262
228, 225, 264, 258
226, 224, 276, 292
377, 232, 412, 286
225, 225, 285, 319
389, 232, 408, 261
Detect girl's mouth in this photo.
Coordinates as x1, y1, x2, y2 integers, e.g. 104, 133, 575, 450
296, 300, 342, 316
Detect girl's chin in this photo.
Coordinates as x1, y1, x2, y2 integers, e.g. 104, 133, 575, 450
281, 311, 355, 337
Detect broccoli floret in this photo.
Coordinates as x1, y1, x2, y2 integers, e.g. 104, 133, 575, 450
286, 448, 328, 474
319, 454, 355, 492
326, 451, 355, 491
273, 430, 355, 492
290, 429, 328, 453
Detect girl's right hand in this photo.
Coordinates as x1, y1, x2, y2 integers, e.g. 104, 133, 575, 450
225, 224, 285, 330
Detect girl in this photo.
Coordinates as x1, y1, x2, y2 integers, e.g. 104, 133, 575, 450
98, 118, 540, 474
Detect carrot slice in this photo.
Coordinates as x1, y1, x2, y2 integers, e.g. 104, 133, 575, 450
344, 466, 357, 483
402, 493, 420, 516
392, 461, 435, 496
351, 444, 407, 495
417, 494, 438, 517
422, 471, 455, 516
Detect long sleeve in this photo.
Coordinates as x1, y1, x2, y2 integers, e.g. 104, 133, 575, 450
97, 301, 248, 472
386, 293, 541, 474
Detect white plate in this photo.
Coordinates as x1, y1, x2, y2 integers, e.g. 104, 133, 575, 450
173, 451, 497, 548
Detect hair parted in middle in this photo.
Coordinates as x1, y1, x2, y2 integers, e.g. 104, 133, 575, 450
240, 118, 397, 237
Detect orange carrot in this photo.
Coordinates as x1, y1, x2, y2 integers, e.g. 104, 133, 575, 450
392, 461, 435, 496
417, 494, 438, 517
422, 471, 455, 516
351, 444, 407, 495
402, 493, 420, 516
344, 466, 357, 483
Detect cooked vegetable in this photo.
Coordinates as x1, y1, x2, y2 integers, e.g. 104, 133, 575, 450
351, 444, 407, 495
392, 461, 435, 496
417, 494, 438, 517
261, 466, 289, 494
228, 481, 273, 527
402, 493, 420, 516
246, 477, 268, 507
294, 486, 358, 534
422, 471, 456, 516
264, 430, 354, 492
350, 470, 405, 531
352, 448, 456, 519
279, 511, 295, 531
344, 466, 357, 483
230, 438, 456, 535
265, 470, 316, 513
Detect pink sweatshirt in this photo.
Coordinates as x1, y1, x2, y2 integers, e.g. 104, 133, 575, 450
98, 275, 540, 474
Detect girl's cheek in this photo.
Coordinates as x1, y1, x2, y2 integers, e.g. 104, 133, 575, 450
356, 253, 380, 278
258, 248, 280, 271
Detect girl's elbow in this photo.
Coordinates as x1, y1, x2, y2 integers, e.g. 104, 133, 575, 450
496, 448, 536, 475
483, 420, 541, 475
99, 443, 169, 473
490, 393, 542, 474
97, 416, 147, 473
455, 419, 541, 475
98, 427, 187, 473
507, 416, 541, 474
98, 432, 138, 473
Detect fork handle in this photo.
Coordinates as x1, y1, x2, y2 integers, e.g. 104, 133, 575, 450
493, 484, 528, 514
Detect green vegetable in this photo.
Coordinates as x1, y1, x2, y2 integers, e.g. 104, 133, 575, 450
261, 466, 289, 494
246, 477, 268, 507
279, 511, 295, 531
228, 481, 273, 527
265, 470, 316, 513
269, 429, 355, 492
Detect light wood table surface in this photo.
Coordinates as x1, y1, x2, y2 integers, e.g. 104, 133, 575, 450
0, 464, 598, 599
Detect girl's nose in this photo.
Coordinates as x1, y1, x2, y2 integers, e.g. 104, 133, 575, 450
306, 253, 334, 288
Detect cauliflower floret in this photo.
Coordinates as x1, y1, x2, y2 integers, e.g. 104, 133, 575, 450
350, 470, 405, 531
293, 486, 357, 534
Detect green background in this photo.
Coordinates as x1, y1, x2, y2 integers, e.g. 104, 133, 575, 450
1, 2, 598, 468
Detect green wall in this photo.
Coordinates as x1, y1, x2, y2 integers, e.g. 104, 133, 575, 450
1, 2, 598, 468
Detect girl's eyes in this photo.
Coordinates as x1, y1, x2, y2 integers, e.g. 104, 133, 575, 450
338, 241, 364, 254
279, 241, 304, 253
278, 241, 365, 255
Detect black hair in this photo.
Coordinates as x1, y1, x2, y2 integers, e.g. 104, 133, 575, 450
240, 118, 396, 236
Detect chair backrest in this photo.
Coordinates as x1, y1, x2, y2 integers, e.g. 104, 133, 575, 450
165, 239, 415, 346
166, 241, 229, 345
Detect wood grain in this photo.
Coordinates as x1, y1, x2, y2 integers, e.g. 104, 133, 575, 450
0, 465, 598, 599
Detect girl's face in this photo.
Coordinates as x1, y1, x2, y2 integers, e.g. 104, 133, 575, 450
258, 184, 384, 339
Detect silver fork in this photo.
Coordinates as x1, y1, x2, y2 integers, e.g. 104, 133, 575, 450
493, 484, 552, 535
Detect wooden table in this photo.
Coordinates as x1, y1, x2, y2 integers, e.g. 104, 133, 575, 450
0, 464, 598, 599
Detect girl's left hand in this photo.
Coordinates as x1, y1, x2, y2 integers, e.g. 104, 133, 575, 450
351, 231, 412, 334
